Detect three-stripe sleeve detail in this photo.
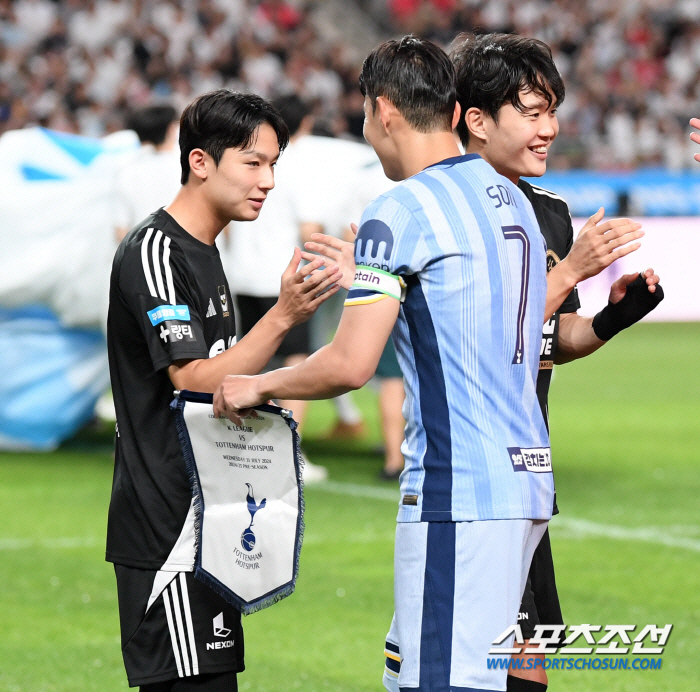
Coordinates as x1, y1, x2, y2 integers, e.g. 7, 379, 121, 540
178, 573, 200, 675
141, 228, 158, 298
162, 587, 184, 678
141, 228, 176, 304
163, 237, 176, 304
162, 574, 199, 678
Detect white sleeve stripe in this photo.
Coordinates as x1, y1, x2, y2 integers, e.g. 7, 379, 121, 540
528, 184, 565, 202
178, 573, 199, 675
163, 236, 176, 305
152, 230, 168, 302
141, 228, 158, 298
169, 580, 192, 677
162, 588, 185, 678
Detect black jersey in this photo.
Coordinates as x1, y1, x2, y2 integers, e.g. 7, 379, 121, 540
518, 180, 580, 427
106, 209, 235, 569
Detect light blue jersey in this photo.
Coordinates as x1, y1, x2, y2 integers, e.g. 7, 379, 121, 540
346, 154, 553, 522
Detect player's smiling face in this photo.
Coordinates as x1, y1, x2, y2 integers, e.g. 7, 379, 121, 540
481, 89, 559, 183
206, 122, 279, 222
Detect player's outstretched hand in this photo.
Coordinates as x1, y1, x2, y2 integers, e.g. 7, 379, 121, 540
302, 231, 356, 291
563, 208, 643, 282
690, 118, 700, 162
609, 267, 660, 304
213, 375, 263, 425
275, 247, 341, 328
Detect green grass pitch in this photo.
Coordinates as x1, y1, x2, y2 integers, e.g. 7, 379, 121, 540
0, 322, 698, 691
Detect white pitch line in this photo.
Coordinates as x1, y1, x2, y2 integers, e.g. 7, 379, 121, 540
0, 536, 100, 550
312, 481, 700, 553
313, 480, 400, 502
2, 482, 698, 554
551, 517, 700, 553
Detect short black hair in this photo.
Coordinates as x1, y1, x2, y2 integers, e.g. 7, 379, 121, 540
178, 89, 289, 184
359, 35, 455, 133
450, 33, 565, 148
272, 94, 312, 137
126, 104, 177, 145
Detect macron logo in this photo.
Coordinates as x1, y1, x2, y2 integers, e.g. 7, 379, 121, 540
206, 298, 217, 318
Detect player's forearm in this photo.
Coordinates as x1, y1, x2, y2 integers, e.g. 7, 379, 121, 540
256, 342, 372, 402
554, 313, 605, 364
544, 259, 579, 322
169, 305, 293, 392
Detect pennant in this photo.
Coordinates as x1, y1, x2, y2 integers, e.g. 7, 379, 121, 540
171, 390, 304, 614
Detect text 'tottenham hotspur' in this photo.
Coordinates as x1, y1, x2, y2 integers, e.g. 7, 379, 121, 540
215, 441, 274, 451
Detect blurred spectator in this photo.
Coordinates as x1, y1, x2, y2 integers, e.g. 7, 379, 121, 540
113, 103, 180, 240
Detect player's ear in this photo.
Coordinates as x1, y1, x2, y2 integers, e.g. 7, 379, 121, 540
376, 96, 396, 132
451, 102, 462, 131
464, 107, 488, 145
188, 148, 209, 182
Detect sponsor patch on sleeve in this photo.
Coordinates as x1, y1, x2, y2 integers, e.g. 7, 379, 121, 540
344, 267, 405, 306
148, 304, 191, 326
508, 447, 552, 473
156, 321, 197, 344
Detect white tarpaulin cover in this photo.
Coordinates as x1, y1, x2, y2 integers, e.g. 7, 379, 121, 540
0, 127, 137, 449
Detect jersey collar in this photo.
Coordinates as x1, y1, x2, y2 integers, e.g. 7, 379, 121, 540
423, 153, 481, 171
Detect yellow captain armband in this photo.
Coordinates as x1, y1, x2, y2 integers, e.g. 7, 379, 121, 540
344, 266, 406, 306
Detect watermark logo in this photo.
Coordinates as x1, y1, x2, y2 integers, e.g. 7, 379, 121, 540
489, 623, 673, 656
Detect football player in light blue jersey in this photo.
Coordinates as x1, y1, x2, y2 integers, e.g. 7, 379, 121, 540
451, 34, 663, 692
214, 36, 552, 692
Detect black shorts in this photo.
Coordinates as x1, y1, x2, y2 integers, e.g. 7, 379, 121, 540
114, 567, 245, 687
235, 294, 310, 358
518, 527, 565, 641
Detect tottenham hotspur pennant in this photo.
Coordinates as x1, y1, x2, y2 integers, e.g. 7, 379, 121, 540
171, 391, 304, 615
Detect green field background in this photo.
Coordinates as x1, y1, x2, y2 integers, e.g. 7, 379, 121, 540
0, 322, 698, 691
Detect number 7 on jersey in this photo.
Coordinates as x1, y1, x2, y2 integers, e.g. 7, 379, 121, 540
501, 225, 530, 365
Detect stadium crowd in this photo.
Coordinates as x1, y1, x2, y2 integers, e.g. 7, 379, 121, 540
383, 0, 700, 170
1, 0, 699, 170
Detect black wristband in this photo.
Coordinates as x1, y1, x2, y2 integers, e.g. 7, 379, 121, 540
592, 274, 664, 341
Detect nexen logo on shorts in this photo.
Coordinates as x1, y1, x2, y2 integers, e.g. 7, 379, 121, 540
508, 447, 552, 473
354, 219, 393, 271
207, 612, 234, 650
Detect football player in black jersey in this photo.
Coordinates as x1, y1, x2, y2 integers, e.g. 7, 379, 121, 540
451, 34, 663, 691
107, 90, 342, 691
